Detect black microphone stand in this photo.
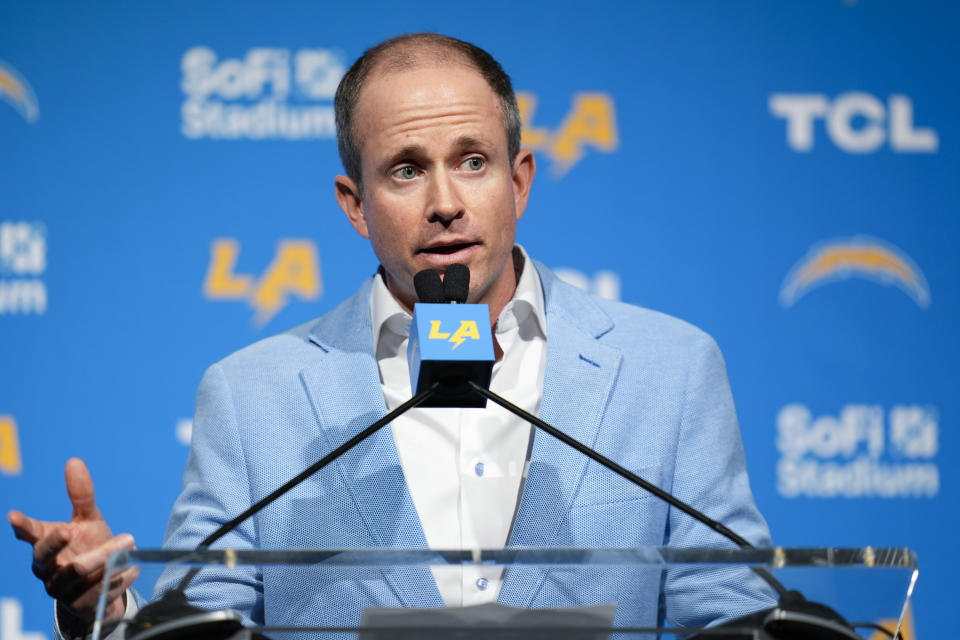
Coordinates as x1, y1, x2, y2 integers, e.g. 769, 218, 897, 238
123, 370, 885, 640
124, 383, 440, 640
466, 381, 870, 640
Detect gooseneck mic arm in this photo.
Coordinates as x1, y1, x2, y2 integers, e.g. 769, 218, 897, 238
466, 380, 788, 599
467, 381, 878, 640
125, 382, 440, 640
179, 382, 440, 589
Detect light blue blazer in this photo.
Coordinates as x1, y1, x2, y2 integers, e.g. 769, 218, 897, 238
157, 262, 774, 633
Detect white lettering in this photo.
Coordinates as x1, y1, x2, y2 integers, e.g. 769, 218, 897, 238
1, 599, 46, 640
175, 419, 193, 446
776, 404, 883, 459
295, 50, 344, 100
181, 47, 290, 101
827, 92, 885, 153
777, 458, 939, 498
181, 101, 336, 140
769, 94, 829, 151
776, 403, 940, 499
888, 94, 939, 151
770, 92, 938, 153
0, 222, 45, 275
889, 405, 938, 458
553, 268, 621, 301
180, 47, 343, 141
0, 280, 47, 314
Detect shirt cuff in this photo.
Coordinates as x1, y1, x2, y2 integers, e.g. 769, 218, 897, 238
53, 590, 139, 640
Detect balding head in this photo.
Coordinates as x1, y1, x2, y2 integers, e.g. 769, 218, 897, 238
334, 33, 522, 192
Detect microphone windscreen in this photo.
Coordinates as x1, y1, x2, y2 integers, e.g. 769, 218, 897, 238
443, 264, 470, 303
414, 269, 444, 303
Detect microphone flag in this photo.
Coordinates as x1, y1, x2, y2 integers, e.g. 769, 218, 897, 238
408, 302, 494, 407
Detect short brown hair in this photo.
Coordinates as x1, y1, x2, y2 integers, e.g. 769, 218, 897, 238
334, 33, 522, 191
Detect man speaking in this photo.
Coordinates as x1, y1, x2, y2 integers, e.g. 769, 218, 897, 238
9, 33, 773, 637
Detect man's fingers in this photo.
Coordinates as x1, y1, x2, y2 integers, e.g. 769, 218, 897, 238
104, 567, 139, 609
109, 566, 140, 592
32, 525, 74, 574
65, 458, 101, 521
72, 533, 135, 575
58, 557, 140, 623
8, 509, 44, 544
41, 533, 135, 605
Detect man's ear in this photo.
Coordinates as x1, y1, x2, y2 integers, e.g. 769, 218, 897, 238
334, 174, 369, 238
511, 149, 536, 220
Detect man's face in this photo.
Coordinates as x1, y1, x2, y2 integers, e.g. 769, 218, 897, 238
335, 63, 535, 314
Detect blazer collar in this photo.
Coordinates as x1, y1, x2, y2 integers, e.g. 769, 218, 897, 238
302, 265, 623, 609
500, 262, 623, 607
301, 279, 441, 607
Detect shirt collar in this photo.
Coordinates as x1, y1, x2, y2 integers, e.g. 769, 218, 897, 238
369, 245, 547, 359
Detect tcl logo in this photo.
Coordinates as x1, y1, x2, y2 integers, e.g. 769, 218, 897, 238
769, 93, 938, 153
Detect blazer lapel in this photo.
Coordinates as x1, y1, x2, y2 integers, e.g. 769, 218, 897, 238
300, 280, 441, 608
500, 264, 622, 608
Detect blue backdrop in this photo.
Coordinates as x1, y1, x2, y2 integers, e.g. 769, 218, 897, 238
2, 2, 956, 638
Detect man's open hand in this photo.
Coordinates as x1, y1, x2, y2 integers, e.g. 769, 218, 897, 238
8, 457, 138, 628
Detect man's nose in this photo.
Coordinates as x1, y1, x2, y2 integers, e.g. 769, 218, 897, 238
426, 171, 465, 225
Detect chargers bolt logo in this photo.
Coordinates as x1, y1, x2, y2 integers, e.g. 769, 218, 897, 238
429, 320, 480, 349
0, 61, 39, 123
780, 236, 930, 308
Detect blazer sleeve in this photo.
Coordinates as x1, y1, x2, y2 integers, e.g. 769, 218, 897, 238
661, 333, 777, 627
153, 363, 264, 624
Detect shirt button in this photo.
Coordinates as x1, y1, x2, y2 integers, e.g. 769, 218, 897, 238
474, 462, 485, 477
475, 577, 489, 591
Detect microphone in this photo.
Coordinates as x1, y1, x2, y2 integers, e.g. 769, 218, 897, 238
413, 269, 444, 303
408, 265, 494, 407
442, 263, 469, 303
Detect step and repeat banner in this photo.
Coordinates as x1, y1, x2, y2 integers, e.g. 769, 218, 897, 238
1, 1, 956, 638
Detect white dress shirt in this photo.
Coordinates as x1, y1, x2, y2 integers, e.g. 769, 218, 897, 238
57, 250, 547, 639
369, 246, 547, 607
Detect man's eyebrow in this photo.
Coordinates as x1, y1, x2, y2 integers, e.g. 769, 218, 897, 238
379, 145, 426, 173
377, 137, 496, 174
453, 135, 493, 152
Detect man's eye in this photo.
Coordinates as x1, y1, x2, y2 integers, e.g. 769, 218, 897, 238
463, 157, 484, 171
394, 166, 418, 180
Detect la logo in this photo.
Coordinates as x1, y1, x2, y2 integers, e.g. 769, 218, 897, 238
429, 320, 480, 349
0, 415, 22, 476
203, 238, 322, 326
517, 92, 618, 177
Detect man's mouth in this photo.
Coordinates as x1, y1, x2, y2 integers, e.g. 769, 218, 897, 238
419, 240, 479, 256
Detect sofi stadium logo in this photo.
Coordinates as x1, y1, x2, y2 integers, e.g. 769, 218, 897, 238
518, 93, 618, 176
0, 221, 47, 315
203, 238, 322, 326
777, 404, 939, 498
769, 93, 938, 153
181, 46, 345, 140
780, 236, 929, 309
0, 61, 38, 124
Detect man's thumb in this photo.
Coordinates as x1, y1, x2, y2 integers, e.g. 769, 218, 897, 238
65, 458, 101, 520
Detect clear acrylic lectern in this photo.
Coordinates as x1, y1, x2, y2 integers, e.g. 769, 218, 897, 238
94, 546, 917, 640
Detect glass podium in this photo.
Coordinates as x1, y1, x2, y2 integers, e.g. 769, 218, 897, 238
93, 546, 917, 639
